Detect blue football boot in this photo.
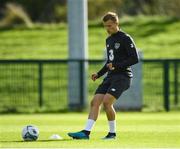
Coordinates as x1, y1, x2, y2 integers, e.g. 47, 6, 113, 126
68, 130, 89, 140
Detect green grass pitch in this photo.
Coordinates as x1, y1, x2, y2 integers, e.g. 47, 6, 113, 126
0, 112, 180, 148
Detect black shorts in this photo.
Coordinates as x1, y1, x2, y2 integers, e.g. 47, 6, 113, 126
95, 74, 132, 99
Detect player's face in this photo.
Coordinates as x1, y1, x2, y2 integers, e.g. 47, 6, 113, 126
103, 20, 119, 35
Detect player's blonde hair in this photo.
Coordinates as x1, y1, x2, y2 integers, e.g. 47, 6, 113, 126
102, 12, 119, 24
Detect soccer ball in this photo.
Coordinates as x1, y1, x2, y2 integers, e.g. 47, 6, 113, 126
22, 125, 39, 141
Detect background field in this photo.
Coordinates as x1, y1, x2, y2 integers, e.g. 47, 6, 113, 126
0, 112, 180, 148
0, 16, 180, 59
0, 16, 180, 112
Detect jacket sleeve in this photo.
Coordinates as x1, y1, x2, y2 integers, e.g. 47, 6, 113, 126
113, 35, 139, 69
97, 62, 108, 78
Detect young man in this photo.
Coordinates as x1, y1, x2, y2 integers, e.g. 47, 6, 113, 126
68, 12, 139, 140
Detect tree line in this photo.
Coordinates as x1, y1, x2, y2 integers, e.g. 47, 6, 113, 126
0, 0, 180, 23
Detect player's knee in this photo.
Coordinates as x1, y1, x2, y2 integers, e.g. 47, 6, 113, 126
103, 95, 114, 109
90, 94, 104, 108
90, 100, 100, 108
103, 100, 111, 109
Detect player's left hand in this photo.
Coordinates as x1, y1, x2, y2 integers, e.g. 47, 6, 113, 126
106, 63, 115, 70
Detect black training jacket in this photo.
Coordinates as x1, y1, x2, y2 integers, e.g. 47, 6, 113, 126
97, 30, 139, 78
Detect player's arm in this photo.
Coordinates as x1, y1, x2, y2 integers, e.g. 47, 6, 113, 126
112, 35, 139, 69
91, 62, 108, 81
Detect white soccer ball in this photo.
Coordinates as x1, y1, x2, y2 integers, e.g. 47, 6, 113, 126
22, 125, 39, 141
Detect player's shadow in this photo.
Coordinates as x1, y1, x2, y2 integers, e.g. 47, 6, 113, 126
38, 139, 71, 142
0, 139, 71, 143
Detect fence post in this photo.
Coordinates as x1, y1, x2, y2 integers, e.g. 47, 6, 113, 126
163, 60, 170, 111
79, 60, 85, 107
174, 62, 178, 105
38, 62, 43, 107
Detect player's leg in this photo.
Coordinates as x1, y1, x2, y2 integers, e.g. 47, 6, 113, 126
67, 94, 104, 139
68, 77, 110, 139
88, 93, 104, 120
102, 74, 131, 139
82, 94, 104, 134
102, 93, 117, 139
103, 93, 116, 121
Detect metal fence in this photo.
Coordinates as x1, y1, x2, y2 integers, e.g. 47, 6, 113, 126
0, 59, 179, 112
143, 59, 180, 111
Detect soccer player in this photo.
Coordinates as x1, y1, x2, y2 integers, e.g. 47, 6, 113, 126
68, 12, 139, 140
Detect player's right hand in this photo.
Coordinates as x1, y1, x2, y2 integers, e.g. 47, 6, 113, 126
91, 73, 98, 81
106, 63, 115, 70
